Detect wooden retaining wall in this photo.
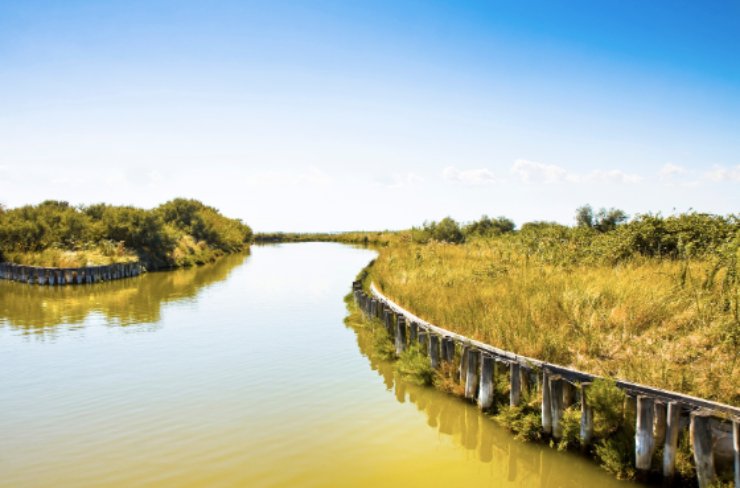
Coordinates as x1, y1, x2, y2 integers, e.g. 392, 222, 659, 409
353, 281, 740, 488
0, 262, 144, 285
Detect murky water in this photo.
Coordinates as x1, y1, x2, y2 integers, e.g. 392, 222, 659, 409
0, 243, 634, 487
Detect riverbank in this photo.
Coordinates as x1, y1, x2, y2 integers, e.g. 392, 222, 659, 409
350, 276, 738, 486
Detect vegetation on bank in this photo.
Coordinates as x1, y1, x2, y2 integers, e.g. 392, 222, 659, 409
363, 210, 739, 407
254, 230, 399, 246
0, 199, 252, 269
345, 290, 727, 485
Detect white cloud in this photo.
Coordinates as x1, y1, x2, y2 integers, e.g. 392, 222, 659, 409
442, 166, 499, 186
704, 165, 740, 182
581, 169, 643, 184
510, 159, 571, 183
509, 159, 641, 185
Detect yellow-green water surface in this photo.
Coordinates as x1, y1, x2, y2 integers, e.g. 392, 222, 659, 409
0, 243, 636, 487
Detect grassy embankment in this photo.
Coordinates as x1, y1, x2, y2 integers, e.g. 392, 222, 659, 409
344, 211, 737, 483
0, 199, 252, 269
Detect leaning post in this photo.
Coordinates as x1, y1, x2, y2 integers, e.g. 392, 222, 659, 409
663, 401, 682, 480
542, 369, 552, 435
580, 382, 594, 448
429, 334, 440, 369
478, 353, 494, 411
464, 349, 480, 401
395, 315, 407, 356
635, 395, 656, 475
691, 410, 717, 488
549, 375, 564, 440
510, 362, 522, 407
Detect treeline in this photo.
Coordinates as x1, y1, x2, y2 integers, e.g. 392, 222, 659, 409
254, 231, 397, 246
413, 206, 739, 264
0, 199, 252, 268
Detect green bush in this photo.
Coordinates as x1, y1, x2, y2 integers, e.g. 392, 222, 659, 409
0, 199, 251, 269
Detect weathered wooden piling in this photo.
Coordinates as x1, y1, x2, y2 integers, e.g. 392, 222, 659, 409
542, 369, 552, 435
510, 362, 521, 407
383, 307, 393, 334
464, 348, 480, 401
409, 321, 419, 343
416, 329, 427, 354
654, 400, 667, 448
549, 375, 564, 440
442, 337, 455, 363
458, 344, 469, 383
520, 366, 531, 396
691, 410, 717, 487
635, 395, 656, 474
395, 315, 407, 355
662, 401, 682, 480
580, 382, 594, 448
478, 353, 494, 411
429, 334, 440, 369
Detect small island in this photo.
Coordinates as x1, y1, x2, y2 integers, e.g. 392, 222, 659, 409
0, 199, 252, 282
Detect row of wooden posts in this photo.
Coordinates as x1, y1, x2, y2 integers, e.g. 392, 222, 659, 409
353, 281, 740, 488
0, 262, 143, 285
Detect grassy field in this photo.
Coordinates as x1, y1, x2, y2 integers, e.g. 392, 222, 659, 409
365, 237, 739, 406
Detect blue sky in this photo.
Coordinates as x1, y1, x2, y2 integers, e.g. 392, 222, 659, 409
1, 0, 738, 231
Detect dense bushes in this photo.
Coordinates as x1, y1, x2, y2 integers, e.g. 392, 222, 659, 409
0, 199, 252, 268
411, 209, 738, 264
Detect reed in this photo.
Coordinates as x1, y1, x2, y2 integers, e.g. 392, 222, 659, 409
366, 239, 739, 405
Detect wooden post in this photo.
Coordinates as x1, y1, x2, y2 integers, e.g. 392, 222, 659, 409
416, 330, 426, 355
458, 344, 469, 383
654, 400, 667, 448
395, 315, 407, 355
580, 382, 594, 448
549, 375, 564, 440
383, 307, 393, 335
635, 395, 656, 474
465, 349, 480, 401
542, 369, 552, 435
409, 322, 418, 343
691, 411, 717, 488
510, 362, 521, 407
520, 367, 531, 396
733, 419, 739, 488
444, 337, 455, 363
429, 334, 440, 369
663, 401, 682, 480
478, 353, 494, 410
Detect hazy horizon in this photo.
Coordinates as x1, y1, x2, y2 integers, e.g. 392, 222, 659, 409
1, 1, 738, 232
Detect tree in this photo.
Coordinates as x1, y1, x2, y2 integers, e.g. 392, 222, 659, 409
576, 205, 628, 233
576, 205, 594, 228
464, 215, 515, 237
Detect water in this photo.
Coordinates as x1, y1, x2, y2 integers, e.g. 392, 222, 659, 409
0, 243, 633, 487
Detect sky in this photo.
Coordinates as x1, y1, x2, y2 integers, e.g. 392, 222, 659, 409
1, 0, 738, 232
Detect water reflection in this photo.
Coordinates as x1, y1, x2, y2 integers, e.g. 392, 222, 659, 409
0, 252, 248, 332
347, 319, 636, 488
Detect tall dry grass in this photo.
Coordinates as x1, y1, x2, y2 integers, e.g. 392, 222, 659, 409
368, 239, 739, 405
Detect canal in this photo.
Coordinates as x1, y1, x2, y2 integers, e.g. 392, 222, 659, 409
0, 243, 634, 487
